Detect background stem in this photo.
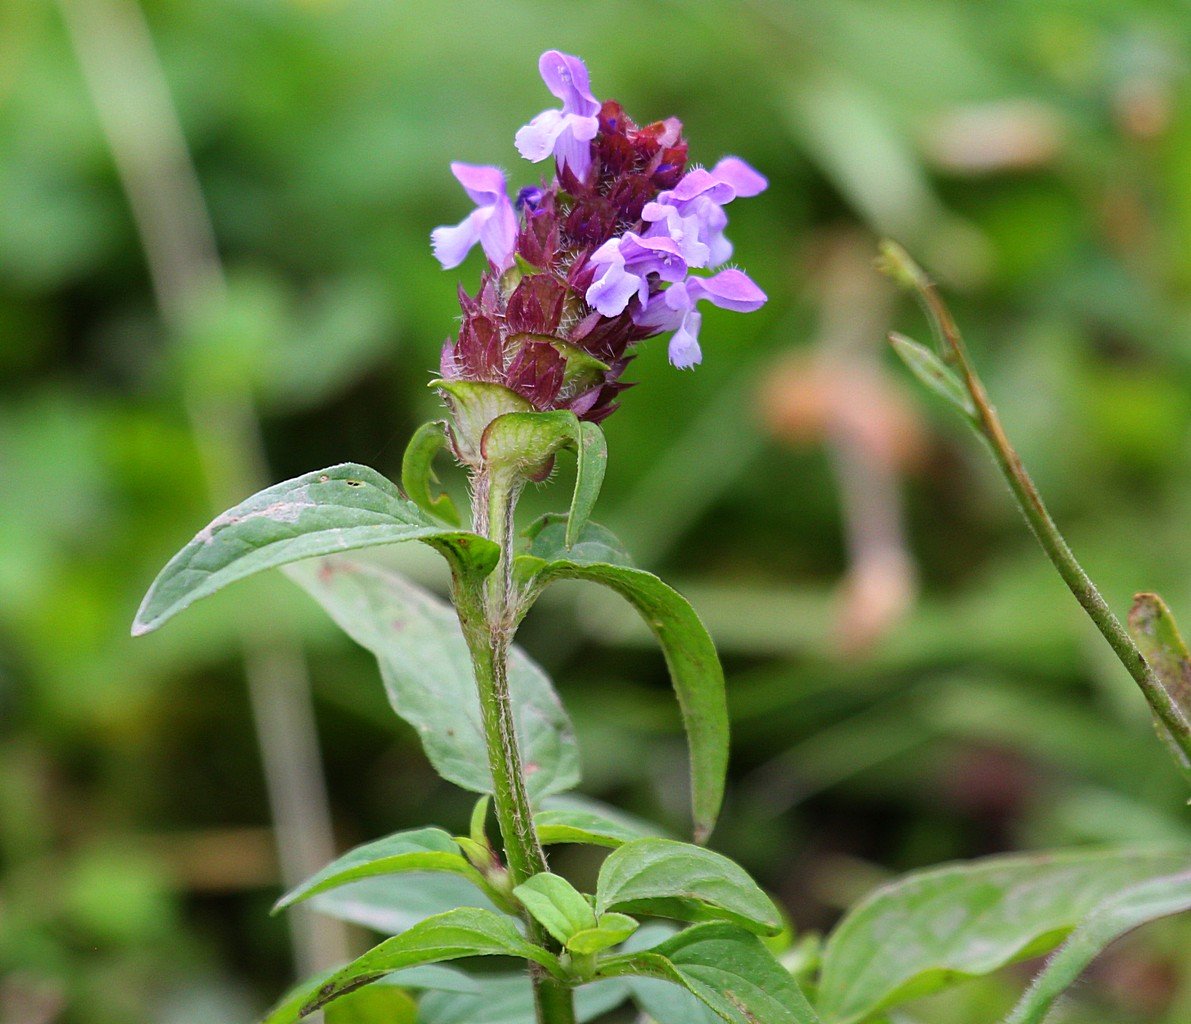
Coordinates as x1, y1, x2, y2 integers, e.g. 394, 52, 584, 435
883, 242, 1191, 762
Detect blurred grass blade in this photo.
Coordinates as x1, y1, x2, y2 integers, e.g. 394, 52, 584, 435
1004, 872, 1191, 1024
1128, 593, 1191, 777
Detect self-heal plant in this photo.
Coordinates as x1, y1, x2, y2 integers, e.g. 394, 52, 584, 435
133, 52, 1191, 1024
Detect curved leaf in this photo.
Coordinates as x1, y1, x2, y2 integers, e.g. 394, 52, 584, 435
521, 560, 727, 842
274, 828, 493, 913
1005, 871, 1191, 1024
401, 421, 461, 525
599, 922, 820, 1024
133, 463, 496, 635
261, 908, 562, 1023
816, 847, 1191, 1023
596, 838, 781, 936
566, 913, 639, 955
534, 795, 661, 849
889, 332, 975, 420
1128, 592, 1191, 776
286, 555, 579, 800
568, 421, 607, 547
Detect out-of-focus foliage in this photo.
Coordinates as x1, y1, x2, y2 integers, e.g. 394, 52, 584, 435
2, 1, 1190, 1021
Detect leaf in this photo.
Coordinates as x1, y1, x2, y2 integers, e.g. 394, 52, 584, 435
379, 966, 480, 994
286, 555, 579, 800
512, 872, 596, 946
401, 421, 461, 525
568, 421, 607, 548
520, 560, 728, 843
599, 922, 821, 1024
307, 874, 502, 936
888, 333, 976, 420
133, 463, 497, 635
261, 908, 563, 1023
816, 847, 1191, 1023
1005, 871, 1191, 1024
273, 828, 492, 913
566, 913, 639, 955
1128, 592, 1191, 774
621, 924, 720, 1024
523, 516, 634, 569
418, 974, 630, 1024
596, 838, 782, 936
534, 794, 662, 848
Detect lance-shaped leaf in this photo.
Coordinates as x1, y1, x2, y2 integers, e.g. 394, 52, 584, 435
598, 923, 821, 1024
1128, 592, 1191, 775
534, 795, 661, 849
816, 847, 1191, 1023
261, 908, 563, 1023
286, 555, 579, 800
888, 332, 976, 420
274, 828, 499, 913
596, 838, 781, 936
513, 872, 597, 945
482, 410, 606, 545
133, 463, 496, 635
517, 559, 728, 843
1004, 871, 1191, 1024
401, 421, 461, 525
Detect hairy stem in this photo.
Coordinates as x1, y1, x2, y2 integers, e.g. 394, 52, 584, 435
457, 469, 575, 1024
882, 242, 1191, 761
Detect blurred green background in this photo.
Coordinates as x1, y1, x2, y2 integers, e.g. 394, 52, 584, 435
3, 0, 1191, 1021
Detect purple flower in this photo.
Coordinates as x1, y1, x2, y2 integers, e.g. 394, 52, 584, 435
430, 163, 517, 270
636, 269, 767, 369
584, 232, 688, 317
515, 51, 601, 181
642, 156, 768, 266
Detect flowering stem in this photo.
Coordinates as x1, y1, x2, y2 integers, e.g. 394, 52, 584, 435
881, 242, 1191, 762
456, 469, 576, 1024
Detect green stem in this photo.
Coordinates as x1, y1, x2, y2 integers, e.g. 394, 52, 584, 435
456, 468, 576, 1024
882, 242, 1191, 761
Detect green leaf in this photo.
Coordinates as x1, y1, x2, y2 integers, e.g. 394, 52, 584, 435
599, 922, 821, 1024
512, 872, 597, 946
621, 924, 720, 1024
307, 874, 502, 936
889, 332, 976, 420
534, 795, 661, 849
418, 974, 630, 1024
568, 421, 607, 548
596, 838, 782, 936
1128, 592, 1191, 775
523, 516, 633, 569
133, 463, 497, 635
566, 913, 639, 955
261, 908, 563, 1023
1005, 871, 1191, 1024
273, 828, 493, 913
285, 555, 579, 800
520, 561, 728, 843
816, 847, 1191, 1023
401, 421, 461, 525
